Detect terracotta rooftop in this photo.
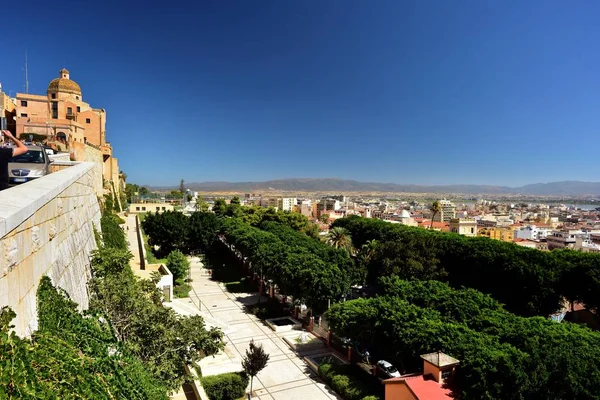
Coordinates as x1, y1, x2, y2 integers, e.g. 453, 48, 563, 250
421, 352, 460, 368
385, 376, 454, 400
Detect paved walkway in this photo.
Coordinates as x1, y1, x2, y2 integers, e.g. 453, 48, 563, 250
168, 257, 341, 400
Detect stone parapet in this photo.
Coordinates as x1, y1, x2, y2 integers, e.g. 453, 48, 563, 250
0, 162, 101, 337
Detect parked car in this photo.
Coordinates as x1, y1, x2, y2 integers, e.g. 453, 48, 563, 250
376, 360, 401, 378
8, 145, 53, 185
43, 145, 57, 155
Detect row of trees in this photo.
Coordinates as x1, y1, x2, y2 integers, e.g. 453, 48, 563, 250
219, 218, 350, 313
331, 216, 596, 316
141, 206, 320, 257
326, 277, 600, 399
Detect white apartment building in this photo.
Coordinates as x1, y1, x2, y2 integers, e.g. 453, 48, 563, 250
514, 225, 551, 241
449, 218, 477, 236
546, 230, 585, 250
278, 197, 297, 212
433, 199, 456, 223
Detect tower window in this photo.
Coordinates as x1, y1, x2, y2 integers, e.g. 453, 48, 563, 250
51, 102, 58, 119
20, 100, 27, 107
77, 106, 80, 112
67, 107, 73, 115
86, 118, 91, 124
51, 93, 56, 99
76, 96, 79, 100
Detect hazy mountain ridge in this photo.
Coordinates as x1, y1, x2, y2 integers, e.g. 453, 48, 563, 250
151, 178, 600, 196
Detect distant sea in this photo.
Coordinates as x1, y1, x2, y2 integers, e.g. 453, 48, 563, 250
458, 200, 599, 211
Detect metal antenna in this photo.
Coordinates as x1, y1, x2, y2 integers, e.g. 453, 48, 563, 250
25, 50, 29, 94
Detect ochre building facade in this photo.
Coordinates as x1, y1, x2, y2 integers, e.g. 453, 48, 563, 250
14, 69, 120, 192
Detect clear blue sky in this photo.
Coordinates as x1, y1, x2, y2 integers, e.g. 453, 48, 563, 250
2, 1, 600, 187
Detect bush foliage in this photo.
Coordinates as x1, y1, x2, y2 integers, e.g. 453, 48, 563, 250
326, 278, 600, 400
201, 372, 248, 400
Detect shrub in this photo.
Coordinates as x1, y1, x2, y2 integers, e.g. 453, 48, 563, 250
173, 283, 191, 298
100, 213, 127, 250
166, 250, 190, 283
201, 372, 247, 400
319, 363, 334, 380
318, 363, 376, 400
331, 375, 351, 396
361, 396, 381, 400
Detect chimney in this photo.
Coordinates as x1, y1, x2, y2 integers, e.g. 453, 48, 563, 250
420, 351, 460, 383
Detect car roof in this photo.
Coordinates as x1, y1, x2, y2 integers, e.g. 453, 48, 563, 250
378, 360, 393, 367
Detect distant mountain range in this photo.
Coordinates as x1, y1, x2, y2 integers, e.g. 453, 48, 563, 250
151, 178, 600, 197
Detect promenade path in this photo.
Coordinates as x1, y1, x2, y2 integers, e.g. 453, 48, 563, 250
122, 214, 339, 399
168, 256, 342, 400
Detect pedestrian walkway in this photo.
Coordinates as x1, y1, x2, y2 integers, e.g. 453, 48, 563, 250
167, 256, 341, 400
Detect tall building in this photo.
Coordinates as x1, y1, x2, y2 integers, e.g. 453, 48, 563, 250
15, 69, 120, 191
433, 199, 456, 223
277, 197, 297, 212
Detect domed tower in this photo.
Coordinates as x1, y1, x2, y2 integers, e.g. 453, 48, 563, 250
47, 68, 82, 100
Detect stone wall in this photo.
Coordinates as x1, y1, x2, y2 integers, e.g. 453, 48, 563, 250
0, 162, 101, 337
84, 143, 103, 196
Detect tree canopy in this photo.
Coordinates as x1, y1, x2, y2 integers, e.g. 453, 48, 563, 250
332, 216, 569, 316
326, 278, 600, 400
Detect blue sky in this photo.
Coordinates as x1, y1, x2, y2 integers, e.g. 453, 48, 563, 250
2, 1, 600, 187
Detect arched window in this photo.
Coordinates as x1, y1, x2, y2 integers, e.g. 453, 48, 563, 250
57, 132, 67, 143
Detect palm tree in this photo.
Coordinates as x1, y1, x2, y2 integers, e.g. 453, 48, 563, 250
359, 239, 379, 264
430, 200, 441, 229
327, 227, 353, 252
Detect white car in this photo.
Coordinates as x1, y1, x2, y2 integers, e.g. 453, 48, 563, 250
376, 360, 401, 378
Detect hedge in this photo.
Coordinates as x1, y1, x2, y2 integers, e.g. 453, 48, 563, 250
201, 372, 248, 400
318, 363, 380, 400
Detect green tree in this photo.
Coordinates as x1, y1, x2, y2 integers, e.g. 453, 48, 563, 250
242, 340, 270, 396
327, 227, 353, 252
89, 246, 224, 390
169, 190, 183, 199
319, 213, 330, 224
430, 200, 441, 229
213, 199, 227, 216
179, 179, 185, 194
141, 210, 189, 256
166, 250, 190, 283
196, 197, 210, 212
188, 211, 222, 251
139, 186, 150, 196
100, 213, 127, 250
125, 183, 140, 203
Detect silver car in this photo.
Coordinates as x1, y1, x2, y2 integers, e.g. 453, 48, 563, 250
9, 145, 52, 185
376, 360, 401, 378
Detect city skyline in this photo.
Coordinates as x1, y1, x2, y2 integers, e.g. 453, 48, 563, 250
2, 1, 600, 186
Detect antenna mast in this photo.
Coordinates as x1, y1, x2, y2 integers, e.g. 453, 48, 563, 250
25, 50, 29, 94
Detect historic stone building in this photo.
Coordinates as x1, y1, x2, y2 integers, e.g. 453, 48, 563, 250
14, 69, 120, 192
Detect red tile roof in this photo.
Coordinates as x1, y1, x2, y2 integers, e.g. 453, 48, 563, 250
386, 376, 454, 400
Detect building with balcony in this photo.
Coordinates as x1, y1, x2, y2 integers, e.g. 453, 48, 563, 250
514, 225, 550, 241
433, 200, 456, 223
478, 226, 514, 242
546, 231, 581, 250
15, 69, 120, 193
449, 218, 477, 236
278, 197, 297, 212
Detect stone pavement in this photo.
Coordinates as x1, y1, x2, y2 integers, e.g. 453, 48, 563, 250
167, 256, 342, 400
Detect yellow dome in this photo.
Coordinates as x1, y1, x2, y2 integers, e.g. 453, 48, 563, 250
47, 69, 81, 95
